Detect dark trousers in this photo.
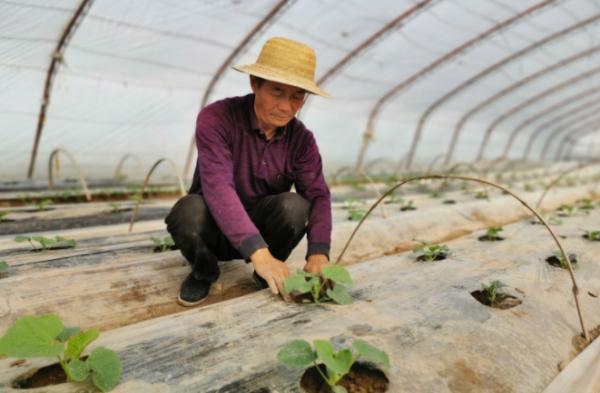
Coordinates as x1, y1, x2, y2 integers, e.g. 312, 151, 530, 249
165, 192, 309, 284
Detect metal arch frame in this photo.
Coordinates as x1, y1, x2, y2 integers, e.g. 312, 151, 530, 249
27, 0, 94, 179
419, 15, 600, 166
549, 117, 600, 160
473, 45, 600, 161
505, 86, 600, 158
521, 90, 600, 158
356, 0, 557, 171
182, 0, 292, 179
113, 153, 142, 181
473, 65, 600, 161
563, 129, 600, 158
47, 148, 92, 201
560, 127, 600, 160
539, 110, 600, 160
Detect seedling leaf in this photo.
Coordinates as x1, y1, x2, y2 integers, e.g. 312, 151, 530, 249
353, 340, 390, 370
14, 235, 29, 243
57, 326, 81, 343
277, 339, 316, 368
332, 386, 348, 393
66, 329, 99, 360
0, 261, 8, 271
314, 340, 353, 376
322, 265, 353, 287
284, 271, 312, 294
0, 315, 64, 358
87, 347, 122, 392
65, 359, 89, 382
326, 285, 353, 305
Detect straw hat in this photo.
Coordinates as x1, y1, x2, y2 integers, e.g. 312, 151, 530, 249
233, 37, 330, 98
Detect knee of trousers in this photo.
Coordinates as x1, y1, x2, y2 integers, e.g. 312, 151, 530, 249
274, 192, 310, 232
165, 194, 210, 244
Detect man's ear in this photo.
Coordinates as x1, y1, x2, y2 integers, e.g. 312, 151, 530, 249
250, 76, 257, 93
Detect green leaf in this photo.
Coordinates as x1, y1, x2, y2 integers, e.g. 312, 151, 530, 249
0, 261, 9, 271
352, 340, 390, 370
64, 358, 89, 382
326, 285, 353, 305
314, 340, 353, 376
277, 339, 316, 368
284, 271, 312, 294
87, 347, 122, 392
66, 329, 99, 360
322, 265, 353, 287
57, 326, 81, 343
14, 235, 29, 243
332, 386, 348, 393
0, 314, 64, 358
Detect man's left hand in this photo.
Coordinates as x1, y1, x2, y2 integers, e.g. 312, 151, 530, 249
304, 254, 329, 274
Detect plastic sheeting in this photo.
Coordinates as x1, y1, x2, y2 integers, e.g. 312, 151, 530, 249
0, 0, 599, 180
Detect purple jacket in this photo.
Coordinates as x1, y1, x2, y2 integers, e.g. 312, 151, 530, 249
189, 94, 332, 260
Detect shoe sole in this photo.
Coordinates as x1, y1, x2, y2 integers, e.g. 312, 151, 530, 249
176, 294, 209, 307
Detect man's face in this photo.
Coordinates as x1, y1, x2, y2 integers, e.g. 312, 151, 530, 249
251, 78, 306, 131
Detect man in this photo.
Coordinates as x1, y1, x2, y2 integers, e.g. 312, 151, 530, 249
165, 37, 332, 306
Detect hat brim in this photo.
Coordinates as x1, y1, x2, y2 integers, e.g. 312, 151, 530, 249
233, 63, 330, 98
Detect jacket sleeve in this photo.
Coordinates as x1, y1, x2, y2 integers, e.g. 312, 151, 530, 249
293, 129, 332, 259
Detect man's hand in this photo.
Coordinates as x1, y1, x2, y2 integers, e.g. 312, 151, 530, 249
251, 248, 291, 301
304, 254, 329, 275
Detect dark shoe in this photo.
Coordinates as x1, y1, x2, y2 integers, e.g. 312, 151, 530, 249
177, 273, 211, 307
252, 271, 269, 290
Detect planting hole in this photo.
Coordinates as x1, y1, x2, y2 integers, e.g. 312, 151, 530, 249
478, 235, 504, 242
545, 253, 578, 269
13, 362, 66, 389
471, 290, 522, 310
442, 199, 456, 205
416, 252, 447, 262
300, 363, 389, 393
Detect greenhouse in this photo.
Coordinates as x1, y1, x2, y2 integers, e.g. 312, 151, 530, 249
0, 0, 599, 392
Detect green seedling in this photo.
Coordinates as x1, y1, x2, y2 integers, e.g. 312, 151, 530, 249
584, 230, 600, 241
474, 190, 488, 199
0, 261, 8, 271
344, 199, 366, 221
0, 314, 121, 392
384, 192, 400, 204
430, 190, 442, 199
0, 212, 8, 222
150, 236, 175, 252
412, 241, 450, 262
399, 198, 416, 211
548, 251, 577, 269
278, 338, 389, 393
107, 202, 121, 213
481, 226, 504, 241
523, 183, 535, 192
15, 235, 76, 251
284, 265, 353, 305
34, 198, 53, 211
557, 204, 575, 217
577, 198, 594, 210
481, 280, 508, 306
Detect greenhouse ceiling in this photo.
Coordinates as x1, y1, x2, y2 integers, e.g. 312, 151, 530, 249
1, 0, 599, 180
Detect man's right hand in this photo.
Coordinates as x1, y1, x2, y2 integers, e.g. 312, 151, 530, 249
250, 248, 291, 301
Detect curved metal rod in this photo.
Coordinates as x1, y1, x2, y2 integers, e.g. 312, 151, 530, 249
504, 87, 600, 158
443, 162, 483, 179
28, 0, 93, 179
129, 158, 186, 232
554, 120, 600, 160
475, 65, 600, 161
182, 0, 292, 179
535, 159, 600, 210
335, 174, 589, 342
113, 153, 142, 181
539, 112, 600, 161
362, 157, 397, 177
47, 148, 92, 201
330, 166, 357, 184
560, 129, 600, 160
421, 15, 600, 166
425, 154, 445, 174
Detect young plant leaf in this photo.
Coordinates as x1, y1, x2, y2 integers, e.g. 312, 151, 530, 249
64, 359, 89, 382
332, 386, 348, 393
322, 265, 353, 287
284, 271, 312, 294
57, 326, 81, 343
0, 315, 64, 358
353, 339, 390, 370
0, 261, 9, 271
314, 340, 353, 375
277, 339, 316, 368
326, 285, 353, 305
14, 235, 29, 243
66, 329, 100, 360
87, 347, 122, 392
